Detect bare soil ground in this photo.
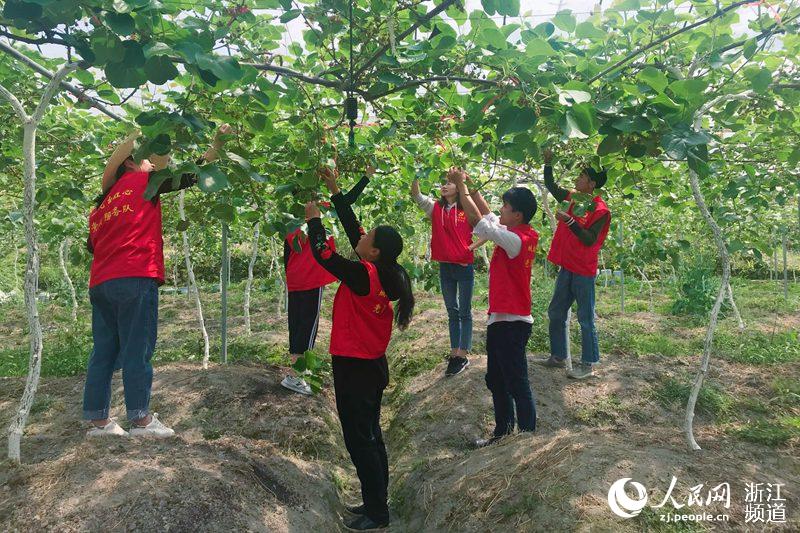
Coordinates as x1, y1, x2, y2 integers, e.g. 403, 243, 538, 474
1, 294, 798, 532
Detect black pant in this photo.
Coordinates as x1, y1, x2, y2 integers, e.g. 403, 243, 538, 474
485, 321, 537, 437
332, 355, 390, 523
287, 287, 323, 355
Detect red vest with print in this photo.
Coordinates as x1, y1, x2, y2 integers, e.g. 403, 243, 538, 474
430, 202, 474, 264
286, 229, 338, 292
547, 193, 611, 277
329, 261, 393, 359
89, 171, 164, 288
488, 225, 539, 315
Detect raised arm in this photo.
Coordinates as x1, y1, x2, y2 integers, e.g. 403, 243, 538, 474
543, 149, 570, 203
101, 130, 139, 194
155, 124, 233, 196
305, 201, 370, 296
320, 166, 364, 250
411, 179, 435, 218
448, 167, 482, 227
341, 165, 374, 205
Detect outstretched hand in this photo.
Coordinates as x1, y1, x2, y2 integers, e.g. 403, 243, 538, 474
447, 167, 467, 186
305, 201, 321, 221
213, 123, 233, 145
543, 148, 553, 165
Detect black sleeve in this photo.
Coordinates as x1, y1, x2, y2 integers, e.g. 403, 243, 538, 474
331, 191, 366, 251
341, 175, 370, 205
568, 213, 609, 247
544, 165, 569, 203
307, 217, 370, 296
154, 157, 204, 196
283, 238, 290, 271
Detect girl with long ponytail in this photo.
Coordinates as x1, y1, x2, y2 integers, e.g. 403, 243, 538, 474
305, 165, 414, 532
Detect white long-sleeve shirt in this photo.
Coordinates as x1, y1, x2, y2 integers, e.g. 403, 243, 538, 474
472, 213, 533, 326
414, 192, 457, 218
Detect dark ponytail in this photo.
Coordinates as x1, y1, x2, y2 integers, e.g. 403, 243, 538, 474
373, 225, 415, 330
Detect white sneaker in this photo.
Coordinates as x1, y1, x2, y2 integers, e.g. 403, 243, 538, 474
281, 375, 312, 395
86, 418, 129, 438
129, 413, 175, 438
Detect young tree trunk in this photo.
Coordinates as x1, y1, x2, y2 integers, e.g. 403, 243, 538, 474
2, 63, 76, 463
726, 283, 745, 331
178, 191, 210, 369
221, 223, 229, 364
244, 222, 260, 336
618, 222, 625, 314
782, 235, 788, 300
58, 237, 77, 323
635, 265, 654, 314
683, 91, 751, 452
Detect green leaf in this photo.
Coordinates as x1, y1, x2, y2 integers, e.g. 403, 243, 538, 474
480, 28, 507, 48
481, 0, 496, 15
575, 21, 605, 40
637, 66, 668, 93
571, 102, 597, 135
743, 38, 757, 60
105, 12, 135, 36
105, 62, 147, 88
626, 144, 648, 158
279, 9, 301, 23
495, 0, 520, 17
3, 1, 42, 21
144, 55, 179, 85
197, 164, 229, 193
561, 112, 588, 139
497, 106, 537, 137
552, 10, 576, 33
611, 116, 651, 133
557, 88, 591, 106
746, 68, 772, 94
196, 55, 243, 81
211, 203, 236, 223
378, 72, 404, 84
597, 135, 624, 155
668, 79, 708, 100
525, 37, 556, 57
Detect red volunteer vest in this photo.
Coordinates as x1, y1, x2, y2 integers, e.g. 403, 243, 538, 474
430, 202, 474, 264
329, 261, 393, 359
547, 193, 611, 277
488, 224, 539, 315
285, 229, 338, 292
88, 171, 164, 288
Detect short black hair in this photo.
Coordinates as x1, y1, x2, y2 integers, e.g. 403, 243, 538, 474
502, 187, 537, 224
584, 167, 608, 189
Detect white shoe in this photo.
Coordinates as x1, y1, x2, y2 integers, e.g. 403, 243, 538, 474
129, 413, 175, 438
281, 375, 312, 395
86, 418, 129, 438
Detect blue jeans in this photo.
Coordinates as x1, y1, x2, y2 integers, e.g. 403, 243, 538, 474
485, 321, 536, 436
439, 263, 474, 352
83, 277, 158, 421
548, 267, 600, 364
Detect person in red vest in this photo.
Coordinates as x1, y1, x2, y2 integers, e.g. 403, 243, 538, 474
410, 175, 484, 377
280, 227, 338, 395
83, 124, 231, 438
281, 168, 374, 395
306, 166, 414, 531
448, 168, 539, 448
534, 148, 611, 380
